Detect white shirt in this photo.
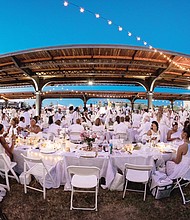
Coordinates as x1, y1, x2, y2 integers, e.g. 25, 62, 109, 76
48, 123, 61, 137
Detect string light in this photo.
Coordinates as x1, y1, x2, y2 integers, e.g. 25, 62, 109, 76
63, 1, 190, 72
108, 20, 112, 25
80, 7, 84, 13
118, 26, 123, 31
63, 1, 68, 6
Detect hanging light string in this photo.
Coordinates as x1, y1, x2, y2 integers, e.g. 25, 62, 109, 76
63, 1, 190, 72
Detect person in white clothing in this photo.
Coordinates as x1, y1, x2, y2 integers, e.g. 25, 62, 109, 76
48, 120, 61, 137
114, 117, 129, 140
166, 125, 190, 179
22, 108, 30, 127
68, 118, 84, 141
54, 108, 63, 121
136, 115, 151, 143
0, 124, 16, 160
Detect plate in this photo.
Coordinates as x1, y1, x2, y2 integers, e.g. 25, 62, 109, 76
40, 149, 56, 154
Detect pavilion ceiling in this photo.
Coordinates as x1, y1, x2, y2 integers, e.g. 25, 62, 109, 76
1, 91, 189, 102
0, 44, 190, 90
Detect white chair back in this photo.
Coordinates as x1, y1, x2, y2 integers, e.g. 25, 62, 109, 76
67, 165, 100, 179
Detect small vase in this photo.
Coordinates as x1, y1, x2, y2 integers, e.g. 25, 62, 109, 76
87, 142, 93, 151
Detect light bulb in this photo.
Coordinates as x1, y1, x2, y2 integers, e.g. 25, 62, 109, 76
95, 14, 100, 18
128, 32, 132, 36
63, 1, 68, 6
80, 7, 84, 13
143, 41, 147, 45
118, 26, 123, 31
108, 20, 112, 25
137, 37, 140, 41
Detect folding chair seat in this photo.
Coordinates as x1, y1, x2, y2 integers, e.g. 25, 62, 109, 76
67, 165, 100, 211
0, 153, 19, 191
123, 163, 152, 201
21, 154, 55, 199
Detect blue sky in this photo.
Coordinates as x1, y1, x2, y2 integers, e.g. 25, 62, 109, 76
0, 0, 190, 54
0, 0, 190, 107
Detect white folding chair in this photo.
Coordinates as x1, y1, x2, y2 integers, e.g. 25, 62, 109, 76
67, 165, 100, 211
172, 166, 190, 205
69, 132, 82, 143
0, 153, 19, 191
122, 163, 152, 201
21, 154, 55, 199
115, 133, 128, 140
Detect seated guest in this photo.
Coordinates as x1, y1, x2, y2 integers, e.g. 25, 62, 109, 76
91, 118, 105, 135
166, 125, 190, 179
114, 116, 129, 140
146, 121, 160, 144
167, 122, 181, 142
0, 124, 16, 160
17, 116, 27, 137
5, 117, 19, 138
124, 115, 132, 129
28, 119, 41, 134
68, 118, 84, 141
48, 120, 61, 137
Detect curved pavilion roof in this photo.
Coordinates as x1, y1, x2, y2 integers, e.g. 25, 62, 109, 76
1, 91, 189, 102
0, 44, 190, 91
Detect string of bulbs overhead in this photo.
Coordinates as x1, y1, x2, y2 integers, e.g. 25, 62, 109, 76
63, 1, 190, 73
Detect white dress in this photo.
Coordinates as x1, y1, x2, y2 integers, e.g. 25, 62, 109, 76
158, 114, 170, 143
0, 135, 11, 165
166, 143, 190, 179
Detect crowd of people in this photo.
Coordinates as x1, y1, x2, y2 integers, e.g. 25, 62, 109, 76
0, 103, 190, 180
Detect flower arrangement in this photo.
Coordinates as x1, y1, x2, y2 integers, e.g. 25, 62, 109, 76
80, 131, 97, 150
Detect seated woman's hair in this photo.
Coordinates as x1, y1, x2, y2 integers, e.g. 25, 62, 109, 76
0, 124, 3, 131
183, 124, 190, 138
151, 121, 159, 130
95, 118, 101, 126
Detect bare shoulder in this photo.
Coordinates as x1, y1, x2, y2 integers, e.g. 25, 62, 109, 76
178, 142, 188, 154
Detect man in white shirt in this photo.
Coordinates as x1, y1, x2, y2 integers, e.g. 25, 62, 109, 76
48, 120, 61, 137
114, 116, 129, 140
68, 118, 84, 141
54, 108, 63, 121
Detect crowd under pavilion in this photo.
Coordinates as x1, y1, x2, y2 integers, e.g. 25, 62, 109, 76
0, 44, 190, 115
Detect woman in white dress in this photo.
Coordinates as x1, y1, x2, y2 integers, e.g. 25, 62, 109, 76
155, 107, 170, 143
0, 124, 16, 160
146, 121, 160, 144
166, 125, 190, 179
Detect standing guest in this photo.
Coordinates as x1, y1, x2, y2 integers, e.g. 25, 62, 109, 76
22, 108, 30, 127
54, 108, 63, 121
0, 124, 16, 160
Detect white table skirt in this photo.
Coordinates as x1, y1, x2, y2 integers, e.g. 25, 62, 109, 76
13, 145, 173, 190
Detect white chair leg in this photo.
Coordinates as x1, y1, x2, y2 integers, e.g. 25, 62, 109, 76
178, 183, 186, 205
70, 186, 74, 210
43, 188, 46, 200
5, 172, 10, 191
143, 183, 147, 201
123, 180, 128, 199
95, 186, 98, 211
24, 174, 27, 194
